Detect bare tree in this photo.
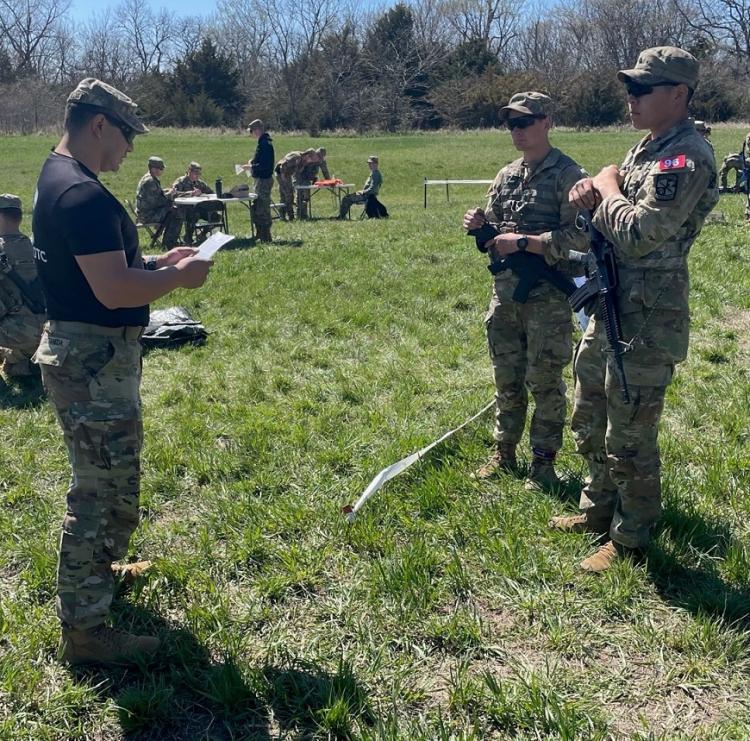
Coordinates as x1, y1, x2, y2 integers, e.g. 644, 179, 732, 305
77, 10, 130, 83
676, 0, 750, 67
115, 0, 175, 76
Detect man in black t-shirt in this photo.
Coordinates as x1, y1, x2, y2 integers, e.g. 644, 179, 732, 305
33, 78, 213, 667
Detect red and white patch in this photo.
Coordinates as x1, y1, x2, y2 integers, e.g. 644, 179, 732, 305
658, 154, 686, 171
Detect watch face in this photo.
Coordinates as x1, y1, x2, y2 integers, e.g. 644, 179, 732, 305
517, 237, 529, 250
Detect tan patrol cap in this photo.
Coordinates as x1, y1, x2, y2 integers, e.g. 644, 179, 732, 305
617, 46, 699, 88
367, 155, 378, 163
0, 194, 22, 211
67, 78, 148, 134
148, 156, 165, 168
499, 92, 552, 122
246, 119, 264, 131
188, 161, 202, 172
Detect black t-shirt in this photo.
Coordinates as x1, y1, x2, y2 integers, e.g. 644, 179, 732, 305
33, 152, 149, 327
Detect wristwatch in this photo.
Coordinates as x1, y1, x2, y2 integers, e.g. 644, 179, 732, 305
516, 236, 529, 252
144, 256, 158, 271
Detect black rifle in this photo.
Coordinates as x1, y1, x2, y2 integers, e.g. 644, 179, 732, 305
0, 243, 46, 315
468, 222, 576, 303
567, 212, 630, 403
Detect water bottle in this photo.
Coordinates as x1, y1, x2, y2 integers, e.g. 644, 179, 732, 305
215, 178, 222, 197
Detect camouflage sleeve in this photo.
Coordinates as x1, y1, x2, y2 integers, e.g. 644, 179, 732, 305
593, 156, 713, 260
539, 164, 588, 265
321, 160, 331, 179
484, 170, 506, 227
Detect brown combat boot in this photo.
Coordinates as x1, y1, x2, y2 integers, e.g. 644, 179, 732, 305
111, 560, 152, 587
59, 625, 160, 667
580, 540, 638, 573
524, 454, 561, 492
472, 444, 517, 479
548, 513, 609, 535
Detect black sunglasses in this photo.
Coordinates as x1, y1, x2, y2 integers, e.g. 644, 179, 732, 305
625, 81, 680, 98
507, 115, 545, 131
105, 115, 136, 144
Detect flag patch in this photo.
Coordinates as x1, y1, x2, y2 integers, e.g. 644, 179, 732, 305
658, 154, 686, 171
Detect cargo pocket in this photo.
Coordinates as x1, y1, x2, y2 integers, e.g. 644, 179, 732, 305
33, 332, 71, 367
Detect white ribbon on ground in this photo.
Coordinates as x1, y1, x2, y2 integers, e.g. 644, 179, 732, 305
343, 400, 494, 522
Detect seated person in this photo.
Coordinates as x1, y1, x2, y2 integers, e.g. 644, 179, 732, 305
135, 156, 182, 247
718, 132, 750, 193
0, 194, 46, 378
172, 162, 221, 244
338, 156, 383, 219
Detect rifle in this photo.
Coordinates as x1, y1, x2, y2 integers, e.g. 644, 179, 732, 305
567, 212, 630, 404
467, 221, 576, 303
0, 239, 46, 315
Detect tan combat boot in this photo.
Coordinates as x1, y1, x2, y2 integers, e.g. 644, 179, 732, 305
524, 455, 561, 492
548, 513, 609, 535
580, 541, 636, 573
111, 560, 152, 587
472, 444, 517, 479
59, 625, 160, 666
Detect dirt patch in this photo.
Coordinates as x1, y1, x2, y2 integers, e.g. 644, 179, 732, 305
723, 308, 750, 357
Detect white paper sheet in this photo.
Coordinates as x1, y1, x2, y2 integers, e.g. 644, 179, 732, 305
196, 232, 235, 260
234, 163, 251, 177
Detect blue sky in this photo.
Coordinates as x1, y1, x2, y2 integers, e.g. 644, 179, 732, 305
69, 0, 213, 22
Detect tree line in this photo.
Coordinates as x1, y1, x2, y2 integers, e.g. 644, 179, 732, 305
1, 0, 748, 133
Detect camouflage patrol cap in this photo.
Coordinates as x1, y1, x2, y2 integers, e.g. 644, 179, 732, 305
694, 120, 710, 133
617, 47, 699, 89
148, 156, 165, 168
188, 161, 202, 172
499, 92, 552, 122
0, 194, 22, 211
367, 155, 378, 163
246, 119, 264, 131
316, 147, 327, 156
67, 78, 148, 134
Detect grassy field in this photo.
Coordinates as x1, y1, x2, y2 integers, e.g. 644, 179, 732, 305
0, 125, 749, 740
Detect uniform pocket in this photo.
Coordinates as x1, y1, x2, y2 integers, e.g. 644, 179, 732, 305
33, 332, 71, 367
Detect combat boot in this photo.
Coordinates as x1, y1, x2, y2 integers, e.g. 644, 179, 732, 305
112, 560, 152, 587
524, 452, 561, 492
548, 513, 609, 535
472, 444, 517, 479
258, 225, 273, 243
580, 540, 638, 573
59, 625, 160, 666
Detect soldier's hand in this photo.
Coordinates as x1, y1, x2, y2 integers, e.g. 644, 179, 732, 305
176, 255, 213, 288
463, 208, 486, 231
192, 188, 202, 197
591, 165, 624, 200
159, 247, 197, 267
569, 177, 602, 210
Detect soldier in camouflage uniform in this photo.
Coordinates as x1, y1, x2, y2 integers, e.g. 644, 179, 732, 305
32, 78, 212, 666
295, 148, 322, 220
338, 156, 383, 219
172, 162, 220, 245
0, 194, 46, 377
275, 150, 303, 221
550, 47, 719, 571
135, 156, 182, 247
717, 132, 750, 194
464, 93, 587, 490
693, 120, 712, 151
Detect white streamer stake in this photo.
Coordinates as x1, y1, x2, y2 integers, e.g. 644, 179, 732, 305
343, 400, 494, 522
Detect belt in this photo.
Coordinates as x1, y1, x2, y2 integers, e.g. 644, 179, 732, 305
47, 320, 144, 340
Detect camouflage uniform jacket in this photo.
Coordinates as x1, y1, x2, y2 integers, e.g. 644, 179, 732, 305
592, 118, 718, 364
299, 159, 331, 182
135, 172, 171, 219
172, 175, 213, 194
0, 232, 41, 317
361, 169, 382, 197
276, 152, 303, 178
485, 147, 587, 301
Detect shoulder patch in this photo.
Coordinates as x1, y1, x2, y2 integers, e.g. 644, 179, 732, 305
654, 173, 678, 201
659, 155, 686, 171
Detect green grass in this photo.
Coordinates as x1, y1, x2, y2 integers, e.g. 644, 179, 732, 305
0, 126, 749, 739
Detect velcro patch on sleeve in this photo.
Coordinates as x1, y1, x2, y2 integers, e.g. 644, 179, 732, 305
658, 154, 686, 171
654, 173, 679, 201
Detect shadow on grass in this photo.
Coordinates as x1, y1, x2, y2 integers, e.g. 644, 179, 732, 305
65, 604, 374, 739
225, 236, 305, 250
0, 374, 46, 409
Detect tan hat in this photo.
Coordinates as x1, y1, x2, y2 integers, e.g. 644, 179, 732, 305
367, 155, 378, 163
246, 119, 264, 131
499, 92, 552, 122
188, 161, 202, 172
617, 46, 699, 88
148, 156, 165, 168
67, 78, 148, 134
0, 193, 22, 211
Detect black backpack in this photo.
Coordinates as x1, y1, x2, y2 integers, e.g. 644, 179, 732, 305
364, 195, 388, 219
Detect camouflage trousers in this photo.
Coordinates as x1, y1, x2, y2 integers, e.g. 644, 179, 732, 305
0, 308, 45, 373
485, 282, 573, 453
276, 172, 295, 220
296, 180, 313, 220
339, 193, 367, 219
718, 154, 746, 190
35, 320, 143, 631
253, 177, 273, 229
572, 312, 674, 549
140, 205, 182, 248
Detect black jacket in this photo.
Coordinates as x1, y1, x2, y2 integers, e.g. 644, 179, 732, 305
251, 133, 275, 179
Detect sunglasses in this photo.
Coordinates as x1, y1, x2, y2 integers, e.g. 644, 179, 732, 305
507, 115, 545, 131
625, 81, 680, 98
105, 115, 136, 144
